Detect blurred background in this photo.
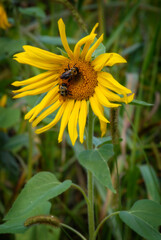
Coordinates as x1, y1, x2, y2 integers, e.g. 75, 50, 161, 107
0, 0, 161, 239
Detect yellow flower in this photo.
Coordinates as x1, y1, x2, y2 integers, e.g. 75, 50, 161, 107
12, 18, 134, 145
0, 94, 7, 107
0, 4, 11, 29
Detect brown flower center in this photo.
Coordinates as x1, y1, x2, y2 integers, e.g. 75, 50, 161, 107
59, 59, 98, 101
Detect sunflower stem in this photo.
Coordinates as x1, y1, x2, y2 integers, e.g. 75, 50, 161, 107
87, 104, 95, 240
27, 122, 33, 180
110, 108, 121, 209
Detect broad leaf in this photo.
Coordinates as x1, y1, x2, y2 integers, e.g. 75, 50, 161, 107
16, 224, 60, 240
0, 107, 20, 128
0, 172, 72, 233
119, 200, 161, 240
3, 134, 29, 153
93, 136, 112, 147
140, 165, 161, 203
0, 38, 26, 57
78, 144, 115, 192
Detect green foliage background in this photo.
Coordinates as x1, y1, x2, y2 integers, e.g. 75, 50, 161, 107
0, 0, 161, 239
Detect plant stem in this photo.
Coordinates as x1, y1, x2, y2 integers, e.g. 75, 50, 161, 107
72, 183, 90, 206
27, 122, 33, 180
94, 211, 120, 239
61, 223, 87, 240
87, 105, 95, 240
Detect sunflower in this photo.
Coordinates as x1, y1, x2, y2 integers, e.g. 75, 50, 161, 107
12, 18, 134, 145
0, 4, 11, 29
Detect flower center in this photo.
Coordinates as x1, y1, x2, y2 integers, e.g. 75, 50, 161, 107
59, 59, 98, 101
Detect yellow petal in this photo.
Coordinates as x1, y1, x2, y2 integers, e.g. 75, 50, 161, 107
0, 4, 11, 30
90, 23, 99, 34
14, 53, 62, 71
78, 100, 88, 143
68, 101, 81, 145
95, 86, 121, 108
29, 86, 59, 122
99, 105, 107, 137
0, 94, 7, 107
74, 34, 96, 59
35, 101, 66, 134
91, 53, 127, 71
58, 18, 74, 59
23, 45, 67, 63
32, 99, 61, 127
13, 82, 57, 98
13, 74, 59, 93
81, 23, 99, 59
12, 71, 54, 87
58, 100, 75, 143
98, 72, 132, 96
98, 83, 134, 103
85, 34, 104, 62
89, 95, 109, 123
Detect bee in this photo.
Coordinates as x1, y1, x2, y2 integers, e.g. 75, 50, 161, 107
60, 64, 79, 82
59, 83, 72, 97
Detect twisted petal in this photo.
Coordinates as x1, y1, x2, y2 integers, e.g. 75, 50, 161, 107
92, 53, 127, 71
58, 18, 74, 59
98, 83, 134, 103
58, 100, 75, 143
35, 101, 67, 134
98, 72, 132, 104
74, 34, 96, 59
95, 86, 121, 108
68, 101, 81, 145
78, 100, 88, 143
85, 34, 104, 62
81, 23, 99, 59
90, 95, 109, 123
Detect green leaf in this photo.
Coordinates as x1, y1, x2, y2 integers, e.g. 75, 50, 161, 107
19, 7, 46, 19
0, 38, 26, 57
15, 225, 60, 240
0, 107, 20, 128
0, 202, 51, 234
39, 36, 76, 46
78, 144, 115, 192
119, 200, 161, 240
139, 165, 161, 203
93, 136, 112, 147
130, 99, 153, 106
0, 172, 72, 234
3, 134, 29, 153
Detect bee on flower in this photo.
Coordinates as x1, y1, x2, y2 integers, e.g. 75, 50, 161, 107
12, 18, 134, 145
0, 4, 11, 30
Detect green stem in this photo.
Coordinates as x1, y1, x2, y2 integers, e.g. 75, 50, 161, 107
27, 122, 33, 180
61, 223, 87, 240
94, 211, 120, 239
71, 183, 90, 206
87, 105, 95, 240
